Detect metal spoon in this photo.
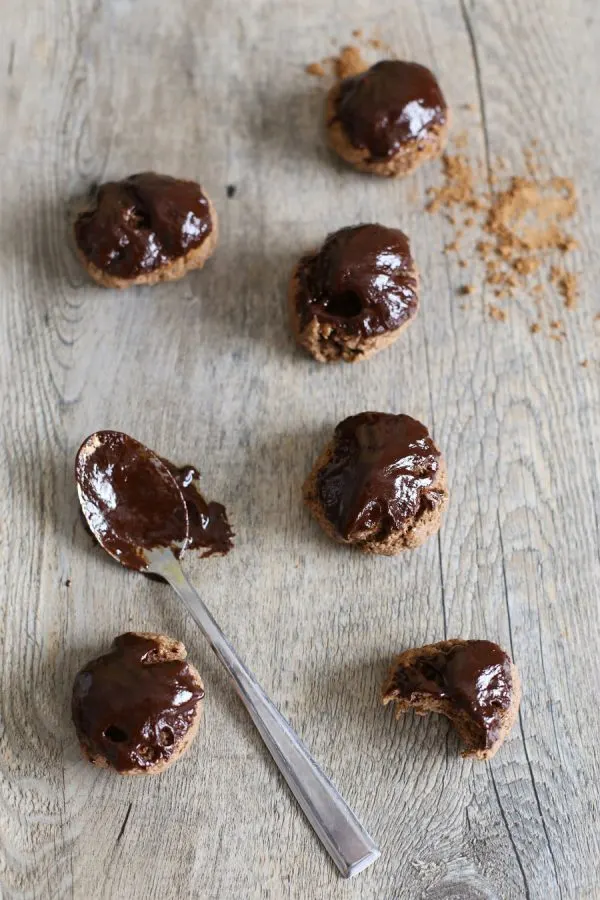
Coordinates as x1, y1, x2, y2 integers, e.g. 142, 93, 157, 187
76, 431, 380, 878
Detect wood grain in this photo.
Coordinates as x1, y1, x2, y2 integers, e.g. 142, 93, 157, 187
1, 0, 599, 897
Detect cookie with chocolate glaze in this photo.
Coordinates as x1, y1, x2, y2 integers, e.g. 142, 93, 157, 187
382, 639, 521, 760
303, 412, 448, 554
327, 60, 449, 177
289, 224, 418, 363
74, 173, 218, 289
72, 632, 204, 775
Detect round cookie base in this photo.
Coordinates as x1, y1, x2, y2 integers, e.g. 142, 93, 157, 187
74, 198, 219, 289
75, 632, 204, 776
288, 261, 419, 363
382, 639, 521, 760
303, 441, 448, 554
326, 85, 450, 178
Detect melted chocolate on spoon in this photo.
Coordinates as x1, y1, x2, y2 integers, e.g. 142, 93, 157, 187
76, 431, 232, 570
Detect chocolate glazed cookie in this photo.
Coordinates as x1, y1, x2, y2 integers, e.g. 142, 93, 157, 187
303, 412, 448, 554
74, 172, 219, 288
327, 60, 449, 177
72, 632, 205, 775
382, 639, 521, 760
289, 224, 419, 362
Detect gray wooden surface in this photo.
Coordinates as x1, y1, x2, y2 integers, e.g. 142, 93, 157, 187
1, 0, 599, 897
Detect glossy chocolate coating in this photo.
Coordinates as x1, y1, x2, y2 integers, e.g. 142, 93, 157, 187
387, 641, 513, 748
74, 173, 213, 278
76, 431, 232, 571
334, 60, 447, 161
161, 461, 233, 558
316, 412, 442, 541
76, 431, 189, 570
295, 225, 418, 338
72, 633, 204, 772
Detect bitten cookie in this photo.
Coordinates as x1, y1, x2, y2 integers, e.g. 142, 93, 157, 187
382, 640, 520, 760
303, 412, 448, 554
72, 632, 204, 775
74, 172, 218, 288
289, 224, 418, 362
327, 60, 449, 177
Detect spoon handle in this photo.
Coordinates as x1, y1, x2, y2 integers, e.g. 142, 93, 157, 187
156, 552, 380, 879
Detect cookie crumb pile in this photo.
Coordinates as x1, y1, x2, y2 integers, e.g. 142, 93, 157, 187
426, 140, 582, 337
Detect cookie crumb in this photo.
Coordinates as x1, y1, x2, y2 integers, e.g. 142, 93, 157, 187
550, 266, 578, 309
226, 184, 237, 198
459, 284, 475, 295
580, 359, 589, 367
352, 28, 363, 38
426, 140, 579, 338
488, 305, 507, 322
426, 153, 477, 213
334, 45, 368, 79
530, 323, 541, 334
305, 61, 326, 77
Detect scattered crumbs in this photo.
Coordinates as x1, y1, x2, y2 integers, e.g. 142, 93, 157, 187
550, 333, 565, 342
551, 266, 579, 309
489, 305, 507, 322
334, 45, 367, 78
560, 236, 578, 252
352, 28, 363, 38
305, 61, 326, 77
368, 37, 383, 49
459, 284, 475, 295
226, 184, 237, 198
426, 153, 478, 213
426, 139, 580, 336
581, 359, 589, 367
454, 131, 468, 149
514, 256, 540, 276
458, 259, 468, 268
550, 320, 562, 329
530, 323, 541, 334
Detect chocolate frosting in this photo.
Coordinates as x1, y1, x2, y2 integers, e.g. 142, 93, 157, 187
76, 431, 233, 571
72, 633, 204, 772
334, 60, 447, 161
161, 461, 233, 558
316, 412, 443, 541
295, 225, 418, 339
74, 172, 213, 278
387, 641, 513, 748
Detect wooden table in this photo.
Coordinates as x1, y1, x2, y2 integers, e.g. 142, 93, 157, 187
2, 1, 599, 897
